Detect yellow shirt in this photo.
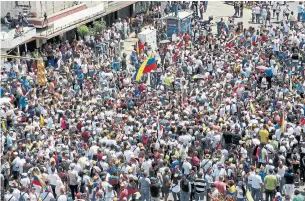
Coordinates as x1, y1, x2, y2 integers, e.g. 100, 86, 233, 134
264, 175, 277, 190
259, 129, 269, 143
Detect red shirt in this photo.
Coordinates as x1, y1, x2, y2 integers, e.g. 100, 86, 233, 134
119, 189, 129, 200
142, 133, 148, 144
77, 121, 83, 131
192, 156, 200, 167
214, 181, 226, 194
183, 35, 190, 43
82, 131, 91, 143
97, 153, 103, 161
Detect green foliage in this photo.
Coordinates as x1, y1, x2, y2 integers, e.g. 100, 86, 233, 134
92, 20, 106, 35
77, 25, 89, 37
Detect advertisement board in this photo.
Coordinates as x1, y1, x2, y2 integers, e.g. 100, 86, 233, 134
167, 19, 179, 37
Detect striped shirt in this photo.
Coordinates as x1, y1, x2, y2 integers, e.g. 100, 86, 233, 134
194, 178, 206, 193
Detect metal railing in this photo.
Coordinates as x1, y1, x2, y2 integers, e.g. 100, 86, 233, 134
41, 6, 106, 36
34, 2, 77, 18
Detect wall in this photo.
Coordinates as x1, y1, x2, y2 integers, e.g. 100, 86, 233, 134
1, 1, 75, 18
117, 5, 132, 19
1, 28, 36, 50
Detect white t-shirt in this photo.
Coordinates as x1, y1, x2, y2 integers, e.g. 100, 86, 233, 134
278, 166, 287, 178
16, 158, 26, 173
182, 161, 192, 175
39, 192, 54, 201
236, 186, 245, 198
57, 195, 68, 201
142, 160, 152, 174
250, 174, 263, 189
20, 177, 31, 188
4, 194, 17, 201
212, 168, 227, 181
48, 173, 61, 186
201, 159, 212, 172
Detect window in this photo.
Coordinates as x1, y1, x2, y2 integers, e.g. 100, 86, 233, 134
15, 1, 31, 8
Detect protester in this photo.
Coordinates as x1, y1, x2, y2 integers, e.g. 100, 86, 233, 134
1, 2, 305, 201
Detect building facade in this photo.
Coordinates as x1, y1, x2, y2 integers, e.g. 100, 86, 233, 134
1, 1, 136, 60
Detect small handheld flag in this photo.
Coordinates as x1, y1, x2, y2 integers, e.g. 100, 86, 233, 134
177, 39, 184, 47
280, 111, 285, 133
136, 40, 144, 53
1, 120, 7, 133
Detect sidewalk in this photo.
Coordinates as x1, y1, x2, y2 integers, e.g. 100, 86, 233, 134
122, 24, 154, 56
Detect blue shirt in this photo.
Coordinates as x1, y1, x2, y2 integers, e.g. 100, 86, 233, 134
6, 135, 13, 147
8, 72, 16, 78
296, 84, 304, 93
171, 160, 179, 169
77, 73, 84, 80
19, 97, 26, 108
298, 5, 303, 14
74, 65, 80, 72
112, 58, 120, 70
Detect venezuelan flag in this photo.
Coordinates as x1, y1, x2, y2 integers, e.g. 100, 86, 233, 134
226, 39, 236, 48
108, 175, 119, 185
135, 53, 157, 81
32, 173, 46, 190
280, 111, 285, 133
252, 35, 258, 46
177, 39, 184, 47
127, 185, 138, 195
237, 34, 245, 43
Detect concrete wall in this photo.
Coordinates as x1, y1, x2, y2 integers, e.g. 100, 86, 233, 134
1, 1, 75, 18
117, 5, 132, 19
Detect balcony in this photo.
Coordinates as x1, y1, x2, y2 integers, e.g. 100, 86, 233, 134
1, 26, 36, 50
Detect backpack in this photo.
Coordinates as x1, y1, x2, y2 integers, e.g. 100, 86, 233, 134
19, 193, 26, 201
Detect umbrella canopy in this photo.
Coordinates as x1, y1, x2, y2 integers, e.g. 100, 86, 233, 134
193, 74, 206, 79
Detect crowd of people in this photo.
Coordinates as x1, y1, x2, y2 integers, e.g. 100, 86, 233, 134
1, 1, 305, 201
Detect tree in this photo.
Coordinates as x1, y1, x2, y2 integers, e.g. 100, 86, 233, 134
92, 20, 106, 36
77, 25, 89, 38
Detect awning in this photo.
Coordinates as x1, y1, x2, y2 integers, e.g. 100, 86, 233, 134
35, 2, 136, 40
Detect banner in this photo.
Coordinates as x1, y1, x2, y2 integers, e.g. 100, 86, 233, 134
37, 60, 46, 86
